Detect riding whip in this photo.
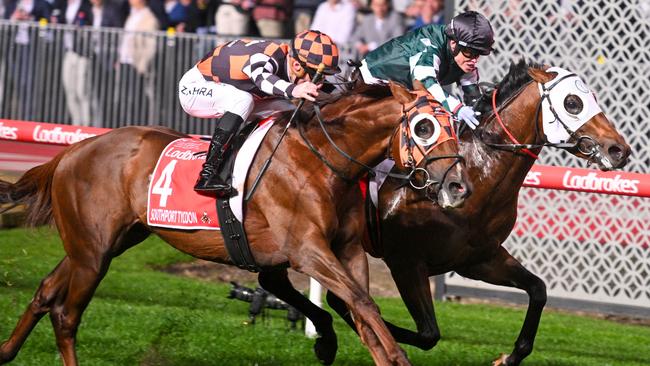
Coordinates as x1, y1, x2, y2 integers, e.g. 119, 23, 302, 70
245, 63, 326, 201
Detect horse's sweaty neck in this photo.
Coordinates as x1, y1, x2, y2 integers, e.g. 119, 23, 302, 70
463, 82, 541, 189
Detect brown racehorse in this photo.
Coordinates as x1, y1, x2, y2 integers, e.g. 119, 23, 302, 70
0, 82, 470, 366
265, 61, 631, 365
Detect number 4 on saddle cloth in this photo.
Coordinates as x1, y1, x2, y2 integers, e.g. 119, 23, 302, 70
147, 117, 276, 271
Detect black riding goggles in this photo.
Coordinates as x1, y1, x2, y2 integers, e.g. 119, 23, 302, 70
459, 46, 488, 59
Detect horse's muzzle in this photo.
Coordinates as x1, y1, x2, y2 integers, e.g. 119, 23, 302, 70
433, 169, 472, 209
604, 140, 631, 170
591, 139, 631, 171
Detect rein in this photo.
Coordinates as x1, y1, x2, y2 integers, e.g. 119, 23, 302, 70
297, 104, 411, 182
491, 88, 540, 159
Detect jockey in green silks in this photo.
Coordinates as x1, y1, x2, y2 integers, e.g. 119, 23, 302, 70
359, 10, 495, 130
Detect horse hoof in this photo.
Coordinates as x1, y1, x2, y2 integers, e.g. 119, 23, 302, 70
492, 353, 509, 366
0, 342, 16, 364
314, 336, 337, 365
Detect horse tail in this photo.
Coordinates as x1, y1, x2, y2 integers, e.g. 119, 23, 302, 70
0, 152, 65, 227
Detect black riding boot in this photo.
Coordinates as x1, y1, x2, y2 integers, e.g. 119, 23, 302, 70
194, 112, 244, 194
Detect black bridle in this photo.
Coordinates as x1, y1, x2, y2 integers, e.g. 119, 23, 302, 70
395, 106, 464, 195
471, 74, 602, 161
297, 100, 464, 199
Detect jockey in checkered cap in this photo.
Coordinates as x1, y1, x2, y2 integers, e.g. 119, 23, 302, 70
359, 11, 494, 131
178, 30, 340, 195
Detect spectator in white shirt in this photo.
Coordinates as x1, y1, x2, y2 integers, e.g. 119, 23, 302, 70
309, 0, 355, 45
51, 0, 94, 125
116, 0, 159, 123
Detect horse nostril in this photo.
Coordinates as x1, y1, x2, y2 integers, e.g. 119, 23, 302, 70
608, 144, 625, 162
447, 181, 465, 197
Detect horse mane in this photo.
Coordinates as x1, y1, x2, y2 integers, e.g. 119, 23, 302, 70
462, 59, 546, 181
318, 82, 393, 107
474, 59, 546, 116
271, 82, 394, 126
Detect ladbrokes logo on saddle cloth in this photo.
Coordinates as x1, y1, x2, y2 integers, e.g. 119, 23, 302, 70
147, 117, 276, 230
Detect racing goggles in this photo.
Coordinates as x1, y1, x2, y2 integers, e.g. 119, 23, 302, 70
459, 47, 485, 59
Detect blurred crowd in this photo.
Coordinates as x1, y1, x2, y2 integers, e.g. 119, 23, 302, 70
1, 0, 444, 55
0, 0, 445, 127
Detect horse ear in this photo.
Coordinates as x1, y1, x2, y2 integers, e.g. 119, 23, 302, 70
389, 81, 415, 104
528, 67, 556, 84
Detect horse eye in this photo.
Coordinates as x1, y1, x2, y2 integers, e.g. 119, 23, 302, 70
563, 94, 584, 115
414, 119, 434, 139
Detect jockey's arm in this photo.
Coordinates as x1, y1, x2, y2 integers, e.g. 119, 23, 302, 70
411, 56, 481, 129
414, 74, 463, 114
410, 50, 462, 114
243, 53, 296, 98
458, 70, 482, 107
455, 71, 482, 129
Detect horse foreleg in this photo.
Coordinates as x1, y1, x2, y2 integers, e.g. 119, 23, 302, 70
327, 257, 441, 351
388, 260, 441, 349
325, 235, 378, 335
457, 246, 547, 366
325, 237, 368, 334
1, 258, 72, 364
311, 238, 410, 365
293, 238, 409, 366
325, 290, 355, 330
326, 289, 432, 349
258, 269, 337, 365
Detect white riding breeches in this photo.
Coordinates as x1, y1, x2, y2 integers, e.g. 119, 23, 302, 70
178, 66, 254, 121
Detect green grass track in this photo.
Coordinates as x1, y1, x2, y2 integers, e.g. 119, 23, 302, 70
1, 227, 649, 365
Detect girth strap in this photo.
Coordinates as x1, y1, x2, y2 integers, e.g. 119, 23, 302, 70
216, 198, 260, 272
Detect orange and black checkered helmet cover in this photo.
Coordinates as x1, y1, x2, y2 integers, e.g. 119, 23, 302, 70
291, 30, 341, 75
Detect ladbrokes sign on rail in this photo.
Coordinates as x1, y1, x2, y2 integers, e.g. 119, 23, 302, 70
0, 119, 108, 145
32, 125, 97, 145
524, 166, 648, 197
0, 121, 19, 140
3, 119, 649, 198
562, 171, 638, 194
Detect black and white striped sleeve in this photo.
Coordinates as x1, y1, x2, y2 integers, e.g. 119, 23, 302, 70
243, 53, 295, 98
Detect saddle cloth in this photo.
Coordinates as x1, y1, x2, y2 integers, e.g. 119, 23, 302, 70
147, 118, 275, 230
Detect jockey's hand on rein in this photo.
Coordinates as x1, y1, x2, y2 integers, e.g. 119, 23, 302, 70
456, 105, 481, 130
293, 82, 322, 102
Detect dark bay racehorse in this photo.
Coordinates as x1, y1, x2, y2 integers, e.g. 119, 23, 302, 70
270, 61, 631, 365
0, 82, 470, 366
364, 62, 629, 366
